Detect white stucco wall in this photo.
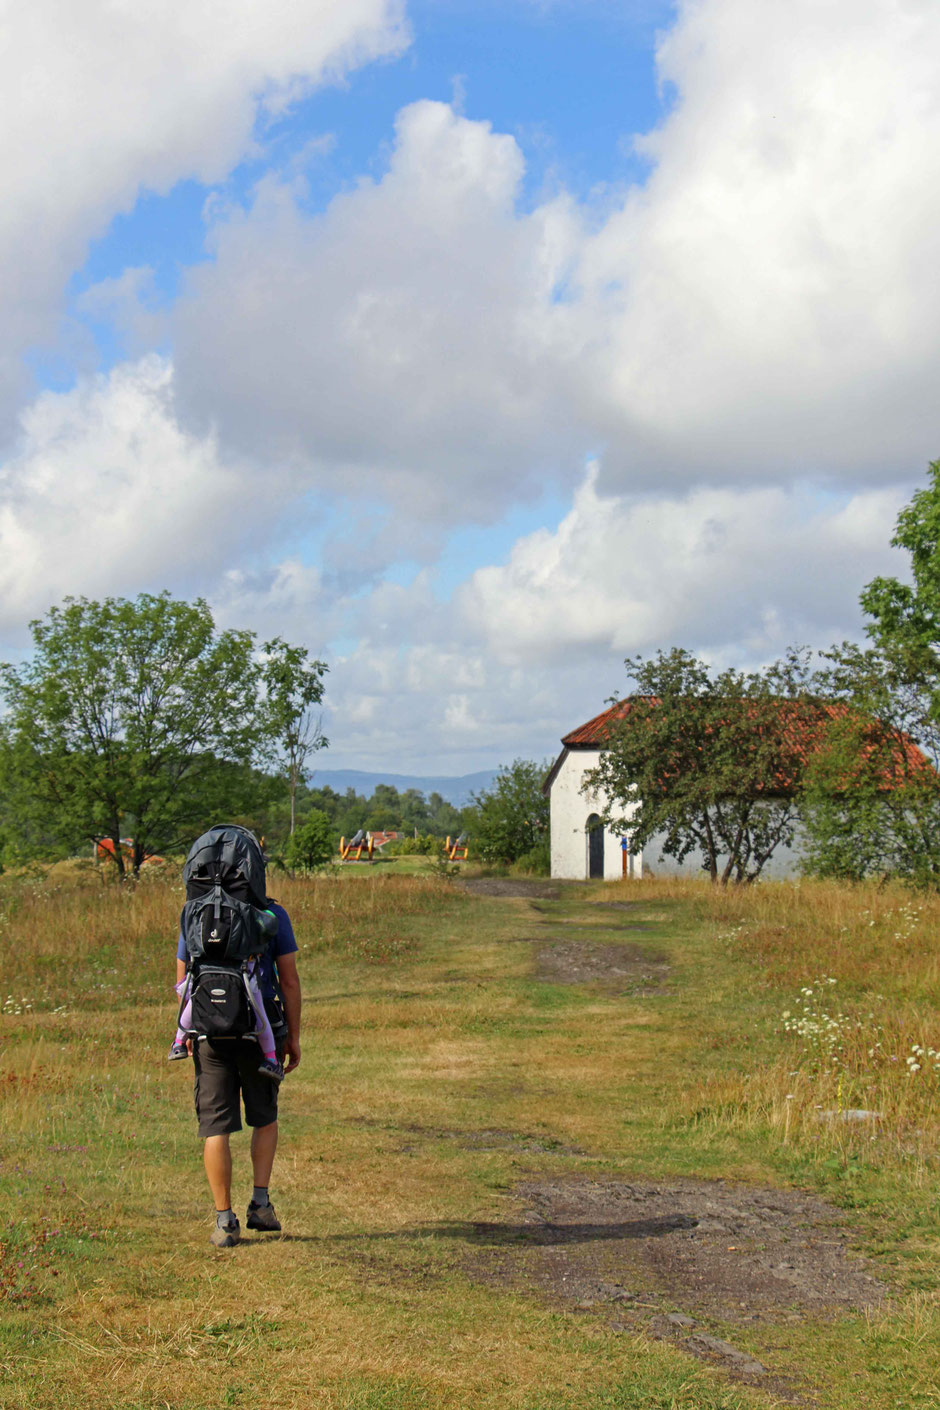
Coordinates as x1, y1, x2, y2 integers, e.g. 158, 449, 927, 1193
547, 747, 805, 882
548, 747, 641, 881
643, 827, 806, 879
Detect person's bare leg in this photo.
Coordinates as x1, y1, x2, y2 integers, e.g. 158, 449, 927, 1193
250, 1121, 278, 1187
203, 1134, 233, 1210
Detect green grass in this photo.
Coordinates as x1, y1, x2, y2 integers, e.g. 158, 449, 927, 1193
1, 868, 940, 1406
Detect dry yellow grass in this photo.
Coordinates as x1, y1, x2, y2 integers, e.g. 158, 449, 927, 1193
2, 864, 940, 1408
641, 877, 940, 1168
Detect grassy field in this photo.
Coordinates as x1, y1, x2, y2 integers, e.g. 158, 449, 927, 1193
1, 861, 939, 1408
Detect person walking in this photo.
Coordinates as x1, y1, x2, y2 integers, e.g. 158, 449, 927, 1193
173, 825, 302, 1248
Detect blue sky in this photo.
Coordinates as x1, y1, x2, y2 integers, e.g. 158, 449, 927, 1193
1, 0, 935, 771
74, 1, 671, 324
58, 0, 669, 636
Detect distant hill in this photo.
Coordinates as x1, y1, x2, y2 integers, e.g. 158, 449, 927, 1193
308, 768, 500, 809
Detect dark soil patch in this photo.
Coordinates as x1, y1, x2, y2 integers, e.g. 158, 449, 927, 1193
459, 878, 561, 899
504, 1177, 884, 1317
456, 1176, 883, 1398
534, 939, 670, 993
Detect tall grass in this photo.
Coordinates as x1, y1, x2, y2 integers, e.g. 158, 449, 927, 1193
2, 864, 940, 1405
617, 877, 940, 1173
277, 871, 461, 963
4, 864, 938, 1168
0, 865, 461, 1012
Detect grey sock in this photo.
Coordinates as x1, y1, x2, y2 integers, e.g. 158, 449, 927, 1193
251, 1186, 270, 1207
216, 1208, 236, 1229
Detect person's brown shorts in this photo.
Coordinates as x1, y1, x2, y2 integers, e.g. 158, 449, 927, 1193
192, 1038, 281, 1137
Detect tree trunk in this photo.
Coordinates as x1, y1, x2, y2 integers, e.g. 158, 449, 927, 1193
719, 828, 742, 885
721, 816, 747, 885
701, 811, 719, 883
110, 824, 126, 880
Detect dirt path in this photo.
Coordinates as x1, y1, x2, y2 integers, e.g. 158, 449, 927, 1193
533, 937, 671, 992
458, 1174, 883, 1397
449, 879, 887, 1399
459, 877, 562, 899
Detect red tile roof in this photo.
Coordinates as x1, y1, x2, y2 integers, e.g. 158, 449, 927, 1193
560, 697, 931, 790
562, 700, 645, 747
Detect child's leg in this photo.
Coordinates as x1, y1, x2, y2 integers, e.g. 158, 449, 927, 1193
174, 976, 192, 1045
244, 969, 277, 1060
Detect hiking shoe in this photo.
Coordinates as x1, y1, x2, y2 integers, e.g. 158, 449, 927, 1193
257, 1056, 284, 1084
209, 1217, 241, 1248
167, 1042, 189, 1062
246, 1200, 281, 1232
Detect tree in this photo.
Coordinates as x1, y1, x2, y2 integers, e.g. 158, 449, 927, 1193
0, 593, 304, 875
262, 638, 328, 835
335, 788, 367, 841
860, 458, 940, 694
798, 460, 940, 884
426, 790, 464, 837
586, 649, 817, 884
397, 787, 431, 833
284, 809, 334, 873
471, 759, 550, 865
799, 644, 940, 884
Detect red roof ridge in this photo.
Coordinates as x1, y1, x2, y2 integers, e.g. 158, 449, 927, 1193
562, 697, 650, 747
558, 696, 931, 790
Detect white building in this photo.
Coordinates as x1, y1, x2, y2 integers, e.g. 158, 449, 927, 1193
543, 703, 812, 882
543, 706, 642, 882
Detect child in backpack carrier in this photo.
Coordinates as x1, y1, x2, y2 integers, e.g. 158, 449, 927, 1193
169, 959, 284, 1084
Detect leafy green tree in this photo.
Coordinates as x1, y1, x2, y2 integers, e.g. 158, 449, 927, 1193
294, 783, 347, 831
800, 654, 940, 885
289, 780, 467, 841
398, 787, 431, 832
798, 473, 940, 886
426, 790, 464, 837
284, 809, 334, 873
586, 649, 817, 884
336, 788, 368, 841
860, 459, 940, 692
795, 462, 940, 885
364, 784, 406, 832
262, 638, 328, 835
470, 759, 549, 865
0, 593, 293, 875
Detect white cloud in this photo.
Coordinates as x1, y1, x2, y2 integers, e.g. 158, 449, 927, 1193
459, 466, 910, 668
578, 0, 940, 487
174, 100, 580, 522
0, 367, 907, 766
2, 0, 936, 773
171, 0, 940, 521
0, 0, 406, 423
321, 637, 562, 772
247, 468, 910, 772
211, 558, 333, 649
0, 357, 266, 632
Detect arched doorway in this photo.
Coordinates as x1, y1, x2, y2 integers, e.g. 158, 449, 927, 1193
586, 814, 604, 879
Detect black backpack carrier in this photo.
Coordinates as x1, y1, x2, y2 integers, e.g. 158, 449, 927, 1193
178, 825, 280, 1042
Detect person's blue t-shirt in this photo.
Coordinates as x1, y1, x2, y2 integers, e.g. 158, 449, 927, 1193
177, 901, 298, 1000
